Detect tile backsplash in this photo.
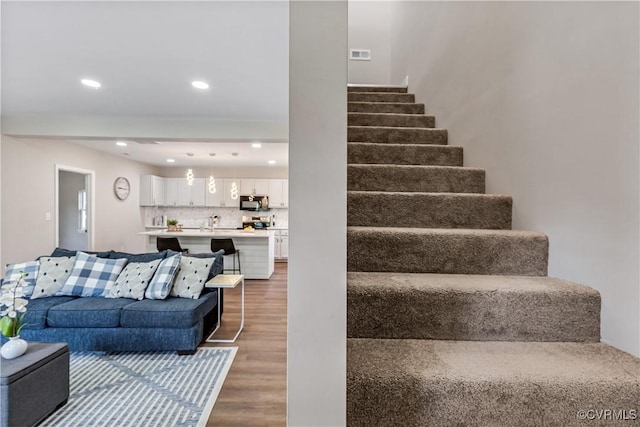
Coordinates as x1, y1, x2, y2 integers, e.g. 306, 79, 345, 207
144, 206, 289, 229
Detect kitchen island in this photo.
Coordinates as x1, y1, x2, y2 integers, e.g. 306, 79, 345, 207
139, 229, 275, 279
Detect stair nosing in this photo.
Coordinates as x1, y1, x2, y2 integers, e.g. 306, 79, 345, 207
348, 164, 483, 171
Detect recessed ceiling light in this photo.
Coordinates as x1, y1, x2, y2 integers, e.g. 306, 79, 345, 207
232, 152, 239, 157
268, 160, 276, 165
251, 143, 262, 148
192, 81, 209, 90
115, 141, 128, 147
166, 159, 176, 163
209, 153, 216, 157
81, 79, 101, 89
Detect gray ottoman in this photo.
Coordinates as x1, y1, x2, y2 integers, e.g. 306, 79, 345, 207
1, 342, 69, 427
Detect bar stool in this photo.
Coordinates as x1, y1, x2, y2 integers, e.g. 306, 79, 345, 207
210, 238, 241, 274
156, 237, 189, 254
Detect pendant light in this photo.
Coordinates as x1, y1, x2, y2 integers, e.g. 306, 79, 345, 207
186, 168, 194, 186
230, 153, 239, 200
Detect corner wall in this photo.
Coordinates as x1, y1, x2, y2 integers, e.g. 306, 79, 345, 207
289, 1, 347, 425
1, 136, 159, 268
389, 1, 640, 356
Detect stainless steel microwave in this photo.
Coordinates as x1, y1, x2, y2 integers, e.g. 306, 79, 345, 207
239, 195, 269, 211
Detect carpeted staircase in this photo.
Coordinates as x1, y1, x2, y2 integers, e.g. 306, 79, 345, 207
346, 86, 640, 426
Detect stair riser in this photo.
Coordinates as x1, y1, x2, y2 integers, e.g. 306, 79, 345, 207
348, 93, 415, 103
347, 230, 548, 276
349, 126, 447, 144
348, 143, 463, 166
348, 192, 512, 229
348, 377, 640, 427
348, 86, 408, 93
348, 113, 435, 128
348, 102, 425, 114
347, 286, 600, 342
348, 166, 485, 193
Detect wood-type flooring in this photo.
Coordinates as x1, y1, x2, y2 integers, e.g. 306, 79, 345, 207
205, 262, 287, 426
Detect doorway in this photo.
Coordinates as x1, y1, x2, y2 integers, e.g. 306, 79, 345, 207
55, 165, 95, 251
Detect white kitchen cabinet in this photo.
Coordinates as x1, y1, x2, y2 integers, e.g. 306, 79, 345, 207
177, 178, 205, 206
240, 179, 269, 195
274, 229, 289, 260
205, 178, 225, 207
205, 178, 239, 207
224, 179, 240, 208
268, 179, 289, 208
140, 175, 165, 206
164, 178, 179, 206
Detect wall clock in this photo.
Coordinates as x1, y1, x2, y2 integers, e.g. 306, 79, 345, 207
114, 177, 130, 200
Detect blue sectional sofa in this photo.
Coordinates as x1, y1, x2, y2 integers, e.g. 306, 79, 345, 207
8, 249, 224, 354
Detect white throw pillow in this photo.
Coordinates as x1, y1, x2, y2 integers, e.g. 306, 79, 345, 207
31, 256, 75, 299
170, 256, 215, 299
107, 259, 162, 300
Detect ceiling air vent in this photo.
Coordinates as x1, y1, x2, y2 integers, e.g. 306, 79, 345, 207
350, 49, 371, 61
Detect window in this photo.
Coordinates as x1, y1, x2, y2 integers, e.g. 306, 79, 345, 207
78, 189, 87, 233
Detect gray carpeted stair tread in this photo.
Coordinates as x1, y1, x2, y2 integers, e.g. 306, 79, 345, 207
348, 112, 435, 128
348, 102, 425, 114
348, 86, 408, 93
348, 92, 416, 103
348, 191, 512, 229
349, 126, 447, 144
347, 226, 548, 276
348, 142, 463, 166
348, 164, 485, 193
347, 272, 600, 341
347, 339, 640, 427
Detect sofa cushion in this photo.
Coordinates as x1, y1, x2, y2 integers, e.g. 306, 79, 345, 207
57, 252, 128, 297
50, 248, 113, 258
120, 291, 218, 328
106, 259, 162, 300
170, 256, 215, 299
31, 256, 76, 299
145, 254, 181, 300
47, 297, 136, 328
3, 260, 39, 298
108, 250, 167, 263
21, 296, 77, 329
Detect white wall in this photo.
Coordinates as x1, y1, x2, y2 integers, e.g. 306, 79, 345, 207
389, 1, 640, 356
348, 1, 391, 85
58, 170, 87, 250
1, 136, 159, 268
289, 1, 347, 425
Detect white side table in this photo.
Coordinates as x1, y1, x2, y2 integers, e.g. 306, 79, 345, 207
205, 274, 245, 343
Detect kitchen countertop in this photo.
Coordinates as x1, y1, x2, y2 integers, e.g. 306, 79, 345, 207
140, 229, 275, 238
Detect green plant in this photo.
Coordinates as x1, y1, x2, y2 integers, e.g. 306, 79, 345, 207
0, 272, 29, 337
167, 219, 178, 226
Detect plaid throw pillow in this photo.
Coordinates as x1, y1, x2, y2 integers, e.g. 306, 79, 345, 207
145, 254, 181, 300
4, 261, 39, 298
57, 252, 128, 297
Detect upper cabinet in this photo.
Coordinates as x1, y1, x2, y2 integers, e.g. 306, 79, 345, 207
141, 175, 286, 208
176, 178, 205, 206
240, 179, 269, 195
268, 179, 288, 208
140, 175, 165, 206
206, 178, 240, 208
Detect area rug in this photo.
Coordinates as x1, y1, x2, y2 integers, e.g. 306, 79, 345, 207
41, 347, 237, 427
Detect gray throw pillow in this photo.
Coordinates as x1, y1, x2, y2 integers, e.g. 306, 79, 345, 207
107, 259, 162, 300
170, 256, 215, 299
31, 256, 75, 299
